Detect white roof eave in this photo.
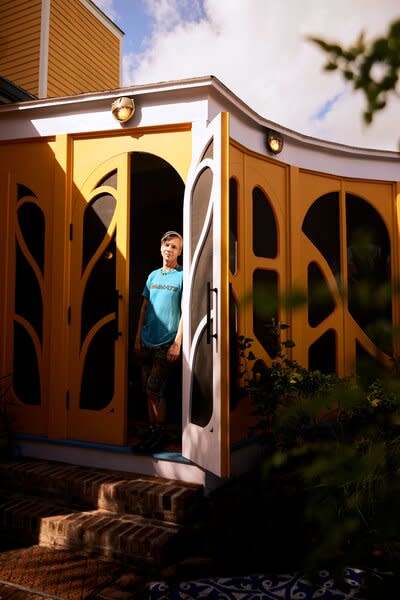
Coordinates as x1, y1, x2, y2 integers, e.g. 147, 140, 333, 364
0, 75, 398, 164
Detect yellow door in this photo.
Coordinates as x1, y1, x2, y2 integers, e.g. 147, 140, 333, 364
292, 172, 395, 375
67, 152, 130, 444
0, 140, 55, 435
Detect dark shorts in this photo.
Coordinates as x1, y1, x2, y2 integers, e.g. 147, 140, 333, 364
137, 344, 178, 398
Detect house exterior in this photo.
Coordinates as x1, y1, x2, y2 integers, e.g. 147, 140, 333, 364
0, 76, 398, 487
0, 76, 36, 104
0, 0, 122, 99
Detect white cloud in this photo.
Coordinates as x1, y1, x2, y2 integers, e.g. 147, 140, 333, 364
143, 0, 205, 31
122, 0, 400, 150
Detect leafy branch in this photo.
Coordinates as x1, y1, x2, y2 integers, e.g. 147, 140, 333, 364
310, 18, 400, 126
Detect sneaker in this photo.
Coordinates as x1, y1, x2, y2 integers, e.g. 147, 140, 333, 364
146, 427, 168, 453
134, 426, 156, 452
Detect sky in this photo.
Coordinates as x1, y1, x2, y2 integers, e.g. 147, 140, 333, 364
93, 0, 399, 151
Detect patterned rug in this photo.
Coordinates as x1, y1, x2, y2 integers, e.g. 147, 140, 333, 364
149, 568, 393, 599
0, 546, 123, 600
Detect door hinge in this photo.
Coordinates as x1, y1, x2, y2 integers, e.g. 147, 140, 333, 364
67, 306, 71, 325
66, 391, 70, 409
69, 224, 73, 240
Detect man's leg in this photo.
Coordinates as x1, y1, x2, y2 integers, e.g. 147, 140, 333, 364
139, 347, 170, 451
148, 392, 166, 425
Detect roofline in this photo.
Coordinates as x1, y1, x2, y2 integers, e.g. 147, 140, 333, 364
82, 0, 124, 37
0, 75, 398, 160
0, 76, 37, 103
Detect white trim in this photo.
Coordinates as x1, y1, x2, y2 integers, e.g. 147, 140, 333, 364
182, 113, 227, 477
80, 0, 124, 39
39, 0, 50, 98
0, 75, 397, 159
0, 76, 398, 179
15, 438, 208, 486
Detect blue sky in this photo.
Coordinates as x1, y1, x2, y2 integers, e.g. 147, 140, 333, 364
102, 0, 154, 55
93, 0, 399, 151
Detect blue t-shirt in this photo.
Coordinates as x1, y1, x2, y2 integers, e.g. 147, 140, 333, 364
141, 266, 183, 347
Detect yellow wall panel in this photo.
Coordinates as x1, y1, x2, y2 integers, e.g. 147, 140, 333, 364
72, 128, 192, 188
0, 0, 121, 98
47, 0, 120, 97
0, 0, 41, 95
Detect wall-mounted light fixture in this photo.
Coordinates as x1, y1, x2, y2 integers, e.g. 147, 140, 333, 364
111, 96, 135, 123
266, 129, 284, 155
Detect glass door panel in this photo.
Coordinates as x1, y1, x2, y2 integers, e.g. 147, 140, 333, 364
182, 113, 230, 477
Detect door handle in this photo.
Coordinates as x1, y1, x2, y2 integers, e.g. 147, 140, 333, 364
206, 281, 217, 344
114, 290, 123, 340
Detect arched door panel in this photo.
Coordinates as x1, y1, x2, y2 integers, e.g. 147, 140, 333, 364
68, 152, 130, 444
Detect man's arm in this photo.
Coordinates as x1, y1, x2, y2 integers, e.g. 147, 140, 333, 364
167, 314, 182, 362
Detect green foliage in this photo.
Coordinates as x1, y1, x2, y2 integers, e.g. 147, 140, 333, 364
309, 19, 400, 140
239, 321, 400, 575
239, 321, 340, 444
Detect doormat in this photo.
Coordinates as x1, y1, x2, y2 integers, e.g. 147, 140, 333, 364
149, 568, 394, 600
0, 546, 123, 600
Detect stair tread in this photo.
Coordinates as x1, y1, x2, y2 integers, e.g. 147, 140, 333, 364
0, 458, 202, 523
0, 489, 181, 567
0, 458, 203, 569
0, 489, 178, 527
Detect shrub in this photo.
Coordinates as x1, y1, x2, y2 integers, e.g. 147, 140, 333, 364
239, 322, 400, 575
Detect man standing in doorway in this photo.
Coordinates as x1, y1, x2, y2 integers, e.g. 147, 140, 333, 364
134, 231, 183, 452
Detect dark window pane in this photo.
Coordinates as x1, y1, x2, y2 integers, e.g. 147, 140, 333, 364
229, 178, 238, 274
308, 329, 336, 373
308, 262, 336, 327
82, 193, 116, 272
81, 234, 116, 346
15, 242, 42, 344
96, 169, 117, 190
80, 320, 115, 410
356, 341, 388, 385
346, 194, 391, 352
252, 187, 277, 258
191, 327, 213, 427
253, 269, 279, 357
190, 167, 213, 259
18, 202, 45, 274
191, 219, 213, 348
202, 140, 213, 160
17, 184, 37, 201
302, 192, 340, 280
188, 163, 214, 427
229, 286, 240, 411
13, 321, 41, 406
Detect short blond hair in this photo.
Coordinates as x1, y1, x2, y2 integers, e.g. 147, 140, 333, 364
161, 230, 183, 249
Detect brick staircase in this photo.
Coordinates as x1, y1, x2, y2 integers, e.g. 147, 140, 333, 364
0, 457, 203, 572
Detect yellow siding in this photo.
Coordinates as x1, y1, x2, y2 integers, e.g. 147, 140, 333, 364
47, 0, 120, 97
0, 0, 41, 96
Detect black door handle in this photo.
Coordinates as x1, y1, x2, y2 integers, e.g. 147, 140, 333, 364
206, 281, 217, 344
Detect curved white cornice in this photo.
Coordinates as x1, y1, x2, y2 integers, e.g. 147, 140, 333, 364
0, 75, 398, 179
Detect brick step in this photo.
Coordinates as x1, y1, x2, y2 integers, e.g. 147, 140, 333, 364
0, 458, 202, 523
0, 489, 80, 545
39, 509, 179, 568
0, 490, 180, 569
